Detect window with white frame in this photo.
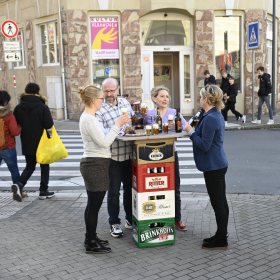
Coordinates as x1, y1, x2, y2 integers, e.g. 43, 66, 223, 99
40, 21, 59, 65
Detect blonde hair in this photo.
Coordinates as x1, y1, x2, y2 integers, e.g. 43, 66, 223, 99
150, 85, 171, 105
78, 85, 100, 106
200, 85, 225, 111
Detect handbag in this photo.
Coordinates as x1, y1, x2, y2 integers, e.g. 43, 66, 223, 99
36, 126, 68, 164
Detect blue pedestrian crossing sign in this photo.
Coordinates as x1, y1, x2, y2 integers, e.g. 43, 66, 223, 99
247, 21, 260, 50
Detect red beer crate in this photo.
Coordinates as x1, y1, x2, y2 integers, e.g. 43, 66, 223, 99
132, 161, 175, 193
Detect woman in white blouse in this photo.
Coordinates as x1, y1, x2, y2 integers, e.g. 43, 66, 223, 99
79, 85, 129, 254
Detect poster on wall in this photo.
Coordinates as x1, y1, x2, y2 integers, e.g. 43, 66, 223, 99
91, 17, 119, 59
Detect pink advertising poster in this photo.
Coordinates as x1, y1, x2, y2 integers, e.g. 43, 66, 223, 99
91, 17, 119, 59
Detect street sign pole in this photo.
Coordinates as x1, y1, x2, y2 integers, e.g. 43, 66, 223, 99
252, 50, 255, 121
12, 61, 18, 105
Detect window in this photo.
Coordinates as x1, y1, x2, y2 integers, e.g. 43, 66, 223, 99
215, 17, 241, 90
40, 21, 59, 65
141, 20, 191, 46
13, 28, 26, 68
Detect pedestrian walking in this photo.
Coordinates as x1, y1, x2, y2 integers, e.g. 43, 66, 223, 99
143, 85, 188, 231
221, 76, 246, 124
79, 85, 129, 253
12, 83, 54, 202
204, 70, 216, 86
0, 91, 28, 199
252, 66, 274, 124
185, 85, 229, 250
95, 78, 137, 238
220, 70, 230, 96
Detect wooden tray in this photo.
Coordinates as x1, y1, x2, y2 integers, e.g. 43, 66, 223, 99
125, 133, 147, 137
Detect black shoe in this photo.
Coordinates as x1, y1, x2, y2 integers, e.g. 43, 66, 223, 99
202, 238, 228, 250
84, 234, 109, 247
39, 191, 55, 200
203, 235, 216, 244
11, 184, 22, 202
86, 240, 111, 254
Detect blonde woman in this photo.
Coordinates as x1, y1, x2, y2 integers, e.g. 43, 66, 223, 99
79, 85, 129, 254
185, 85, 229, 250
143, 85, 188, 231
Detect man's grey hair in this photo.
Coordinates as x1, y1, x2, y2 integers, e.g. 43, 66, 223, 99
102, 78, 119, 89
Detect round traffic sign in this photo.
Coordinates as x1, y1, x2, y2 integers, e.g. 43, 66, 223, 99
1, 20, 18, 38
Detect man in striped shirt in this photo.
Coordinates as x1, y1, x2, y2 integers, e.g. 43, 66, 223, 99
96, 78, 134, 238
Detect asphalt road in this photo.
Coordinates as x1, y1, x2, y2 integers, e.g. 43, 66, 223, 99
181, 128, 280, 196
14, 129, 280, 195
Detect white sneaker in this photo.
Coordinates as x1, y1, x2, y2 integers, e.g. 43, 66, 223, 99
225, 121, 228, 125
110, 224, 123, 238
267, 119, 274, 125
251, 119, 261, 124
242, 115, 246, 123
125, 220, 133, 230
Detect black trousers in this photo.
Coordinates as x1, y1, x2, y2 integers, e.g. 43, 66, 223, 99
175, 152, 181, 222
17, 155, 49, 192
84, 190, 106, 241
203, 167, 228, 239
222, 102, 242, 121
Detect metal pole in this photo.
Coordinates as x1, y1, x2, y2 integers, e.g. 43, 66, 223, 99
252, 50, 255, 121
272, 0, 276, 115
57, 0, 68, 120
12, 62, 18, 105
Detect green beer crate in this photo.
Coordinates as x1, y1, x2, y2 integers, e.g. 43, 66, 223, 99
132, 215, 175, 248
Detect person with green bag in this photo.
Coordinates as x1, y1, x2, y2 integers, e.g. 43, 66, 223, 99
12, 83, 54, 202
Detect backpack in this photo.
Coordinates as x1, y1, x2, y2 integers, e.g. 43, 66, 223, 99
0, 118, 5, 147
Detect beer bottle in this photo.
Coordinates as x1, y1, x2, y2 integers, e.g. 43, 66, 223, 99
153, 167, 157, 173
189, 109, 204, 127
160, 167, 165, 173
147, 168, 150, 174
156, 108, 162, 133
149, 222, 165, 228
151, 116, 154, 134
175, 108, 182, 133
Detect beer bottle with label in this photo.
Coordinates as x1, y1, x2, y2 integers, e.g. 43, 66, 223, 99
156, 108, 162, 133
175, 108, 182, 133
189, 109, 204, 127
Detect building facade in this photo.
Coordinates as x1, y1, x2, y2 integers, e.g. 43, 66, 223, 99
0, 0, 279, 120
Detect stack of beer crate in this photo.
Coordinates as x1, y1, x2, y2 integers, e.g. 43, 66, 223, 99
132, 140, 176, 248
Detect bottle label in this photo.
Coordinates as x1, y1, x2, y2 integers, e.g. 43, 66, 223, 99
139, 226, 174, 243
176, 121, 182, 131
145, 176, 168, 190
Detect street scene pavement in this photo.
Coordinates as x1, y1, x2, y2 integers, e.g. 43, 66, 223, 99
1, 115, 280, 279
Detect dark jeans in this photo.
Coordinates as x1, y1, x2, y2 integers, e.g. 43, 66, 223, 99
222, 102, 242, 121
257, 95, 273, 120
85, 190, 106, 241
108, 159, 132, 225
0, 149, 20, 183
203, 167, 228, 240
174, 152, 181, 222
17, 155, 49, 192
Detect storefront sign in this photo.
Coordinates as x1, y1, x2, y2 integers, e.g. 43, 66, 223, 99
91, 17, 119, 59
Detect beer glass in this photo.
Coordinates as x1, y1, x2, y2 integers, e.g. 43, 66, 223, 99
163, 122, 168, 134
141, 103, 146, 114
153, 124, 159, 135
121, 107, 128, 126
145, 125, 152, 135
168, 114, 173, 125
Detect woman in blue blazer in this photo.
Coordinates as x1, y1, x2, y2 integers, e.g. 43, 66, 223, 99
185, 85, 229, 250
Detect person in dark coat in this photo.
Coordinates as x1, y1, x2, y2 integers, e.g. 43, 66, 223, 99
221, 76, 246, 124
252, 66, 274, 124
220, 70, 230, 96
0, 91, 28, 199
204, 70, 216, 86
12, 83, 54, 202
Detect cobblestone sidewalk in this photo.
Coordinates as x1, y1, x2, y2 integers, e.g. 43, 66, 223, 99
0, 192, 279, 280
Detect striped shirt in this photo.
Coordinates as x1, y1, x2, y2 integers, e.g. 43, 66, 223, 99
95, 98, 134, 162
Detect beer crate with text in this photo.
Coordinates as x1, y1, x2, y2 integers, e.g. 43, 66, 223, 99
132, 189, 175, 220
132, 161, 175, 193
133, 216, 175, 248
132, 141, 174, 165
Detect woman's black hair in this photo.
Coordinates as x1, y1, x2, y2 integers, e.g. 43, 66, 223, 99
0, 90, 11, 106
25, 83, 40, 94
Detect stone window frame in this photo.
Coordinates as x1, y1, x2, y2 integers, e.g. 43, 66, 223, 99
214, 14, 244, 92
89, 15, 123, 91
36, 19, 60, 67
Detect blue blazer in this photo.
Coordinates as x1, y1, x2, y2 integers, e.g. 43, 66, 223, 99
190, 107, 228, 172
